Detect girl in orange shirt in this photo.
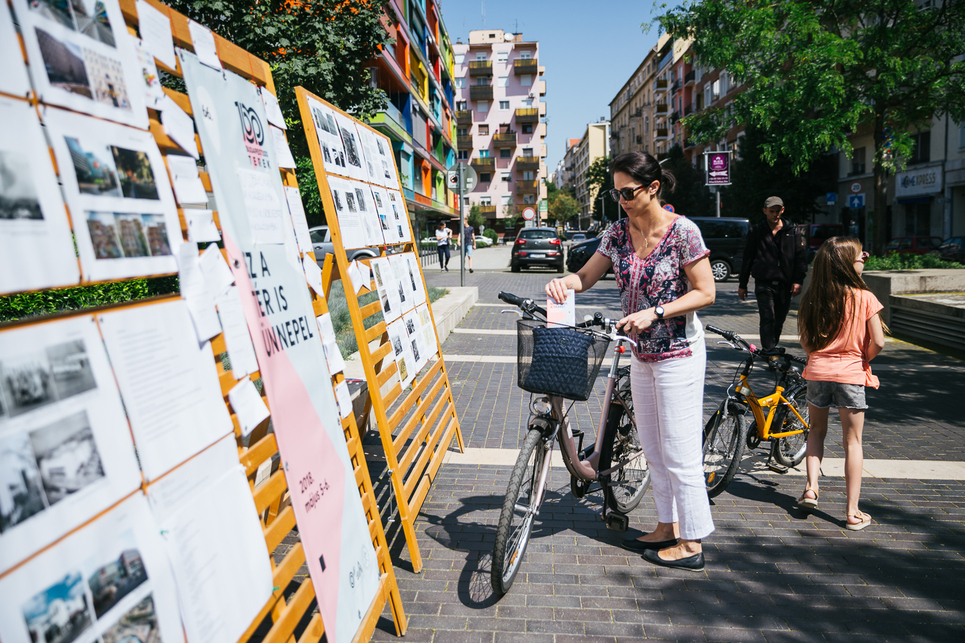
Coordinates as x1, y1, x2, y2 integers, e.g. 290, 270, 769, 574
796, 237, 887, 530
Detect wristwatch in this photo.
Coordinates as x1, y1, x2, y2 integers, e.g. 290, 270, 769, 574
654, 305, 665, 320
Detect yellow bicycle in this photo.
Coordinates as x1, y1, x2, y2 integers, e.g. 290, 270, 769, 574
702, 325, 810, 497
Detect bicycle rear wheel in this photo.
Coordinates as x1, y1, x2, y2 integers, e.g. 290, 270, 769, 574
771, 382, 809, 467
600, 398, 650, 514
492, 428, 547, 596
703, 401, 747, 497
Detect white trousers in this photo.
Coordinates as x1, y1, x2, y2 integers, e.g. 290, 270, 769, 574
630, 338, 715, 540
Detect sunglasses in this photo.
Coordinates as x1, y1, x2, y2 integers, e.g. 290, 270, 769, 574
857, 251, 869, 262
609, 185, 647, 202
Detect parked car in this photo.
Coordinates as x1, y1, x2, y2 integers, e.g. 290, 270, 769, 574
689, 217, 750, 282
310, 226, 379, 265
473, 233, 494, 247
885, 236, 943, 255
939, 237, 965, 264
805, 223, 845, 262
570, 233, 587, 244
565, 236, 604, 274
510, 227, 564, 272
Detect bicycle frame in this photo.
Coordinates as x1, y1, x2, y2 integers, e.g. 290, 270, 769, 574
733, 374, 808, 441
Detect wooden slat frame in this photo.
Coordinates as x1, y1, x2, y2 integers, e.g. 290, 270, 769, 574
294, 87, 465, 574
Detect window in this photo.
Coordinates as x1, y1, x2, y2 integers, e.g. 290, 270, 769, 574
960, 123, 965, 148
455, 78, 465, 88
520, 74, 533, 86
500, 148, 512, 159
850, 147, 866, 175
522, 147, 533, 156
522, 170, 535, 180
523, 194, 536, 204
712, 79, 720, 102
457, 127, 468, 136
476, 101, 489, 112
479, 149, 490, 158
501, 171, 511, 182
454, 53, 465, 65
480, 195, 491, 205
475, 76, 489, 86
521, 123, 533, 134
719, 72, 729, 96
501, 195, 512, 207
910, 131, 931, 164
479, 172, 491, 183
499, 100, 510, 110
457, 150, 469, 160
703, 83, 712, 106
519, 50, 532, 59
496, 51, 508, 63
475, 52, 487, 61
478, 124, 489, 135
456, 101, 467, 111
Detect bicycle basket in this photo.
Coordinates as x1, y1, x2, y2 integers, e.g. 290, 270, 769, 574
516, 318, 610, 401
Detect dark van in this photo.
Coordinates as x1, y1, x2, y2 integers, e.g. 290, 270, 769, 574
689, 217, 749, 282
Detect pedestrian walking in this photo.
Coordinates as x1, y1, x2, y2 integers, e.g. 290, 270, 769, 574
796, 237, 886, 531
463, 218, 476, 273
545, 151, 716, 571
435, 220, 451, 271
737, 196, 808, 351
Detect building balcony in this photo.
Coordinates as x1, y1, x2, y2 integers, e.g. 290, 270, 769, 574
685, 69, 696, 85
516, 180, 539, 193
456, 110, 472, 125
654, 79, 669, 94
515, 108, 539, 123
493, 131, 517, 147
457, 134, 473, 149
655, 103, 669, 114
513, 58, 538, 75
471, 157, 495, 171
477, 204, 497, 215
672, 79, 681, 93
468, 60, 493, 76
655, 128, 670, 140
684, 104, 694, 116
470, 85, 493, 101
516, 156, 540, 170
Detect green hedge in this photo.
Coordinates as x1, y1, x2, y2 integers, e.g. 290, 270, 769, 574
864, 254, 963, 271
0, 276, 180, 323
483, 228, 498, 243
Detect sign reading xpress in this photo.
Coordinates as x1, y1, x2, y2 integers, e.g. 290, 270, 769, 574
896, 163, 943, 199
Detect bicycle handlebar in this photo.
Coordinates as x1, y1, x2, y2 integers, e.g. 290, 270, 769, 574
706, 324, 807, 365
498, 291, 547, 318
498, 291, 637, 345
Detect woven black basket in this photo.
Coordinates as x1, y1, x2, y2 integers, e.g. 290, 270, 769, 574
516, 318, 610, 401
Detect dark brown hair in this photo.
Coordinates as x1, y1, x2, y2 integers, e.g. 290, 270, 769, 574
609, 152, 676, 197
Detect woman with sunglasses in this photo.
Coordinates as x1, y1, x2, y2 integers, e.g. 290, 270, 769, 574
545, 151, 716, 571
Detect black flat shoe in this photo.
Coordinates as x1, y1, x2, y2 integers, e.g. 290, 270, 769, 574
621, 538, 678, 553
642, 548, 705, 571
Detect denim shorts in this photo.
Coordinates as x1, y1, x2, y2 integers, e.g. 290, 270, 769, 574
806, 381, 867, 410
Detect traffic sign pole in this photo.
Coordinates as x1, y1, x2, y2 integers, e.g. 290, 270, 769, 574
458, 161, 465, 286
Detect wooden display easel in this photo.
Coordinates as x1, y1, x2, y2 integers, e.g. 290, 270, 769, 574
295, 88, 465, 574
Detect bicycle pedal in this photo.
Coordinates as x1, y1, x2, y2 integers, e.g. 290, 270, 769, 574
605, 513, 629, 532
767, 462, 789, 474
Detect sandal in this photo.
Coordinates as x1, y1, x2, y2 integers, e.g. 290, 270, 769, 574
796, 488, 818, 510
846, 511, 872, 531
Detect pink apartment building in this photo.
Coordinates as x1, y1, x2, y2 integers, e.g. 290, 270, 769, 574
452, 30, 547, 237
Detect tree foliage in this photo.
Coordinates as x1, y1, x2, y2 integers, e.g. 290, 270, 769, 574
659, 0, 965, 251
548, 192, 580, 226
467, 204, 485, 230
660, 144, 714, 217
166, 0, 391, 225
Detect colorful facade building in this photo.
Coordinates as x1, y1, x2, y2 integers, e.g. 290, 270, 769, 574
452, 29, 547, 236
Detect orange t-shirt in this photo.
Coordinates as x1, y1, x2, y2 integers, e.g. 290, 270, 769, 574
802, 289, 883, 388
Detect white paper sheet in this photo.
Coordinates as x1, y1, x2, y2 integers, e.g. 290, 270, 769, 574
326, 176, 366, 250
315, 313, 346, 375
372, 129, 400, 188
371, 256, 402, 324
237, 167, 286, 244
386, 318, 415, 391
185, 209, 221, 243
369, 185, 395, 245
148, 454, 273, 643
12, 0, 149, 128
188, 20, 223, 71
133, 38, 166, 109
354, 123, 384, 186
334, 380, 352, 420
137, 0, 177, 70
284, 186, 314, 254
227, 376, 270, 437
347, 259, 369, 295
0, 494, 185, 643
389, 254, 414, 315
386, 189, 412, 243
177, 241, 222, 342
167, 154, 208, 204
200, 243, 236, 297
402, 309, 428, 373
547, 289, 576, 328
351, 182, 385, 248
405, 252, 427, 307
333, 111, 368, 182
43, 107, 182, 282
0, 98, 80, 296
98, 300, 235, 480
0, 0, 30, 97
417, 304, 438, 359
0, 316, 142, 573
303, 255, 325, 298
160, 94, 200, 159
270, 125, 296, 169
260, 86, 286, 129
306, 97, 350, 178
215, 285, 260, 378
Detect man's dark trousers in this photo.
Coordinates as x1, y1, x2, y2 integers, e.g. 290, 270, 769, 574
755, 280, 792, 350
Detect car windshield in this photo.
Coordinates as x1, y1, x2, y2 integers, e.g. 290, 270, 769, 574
919, 237, 942, 249
310, 229, 329, 243
520, 230, 556, 239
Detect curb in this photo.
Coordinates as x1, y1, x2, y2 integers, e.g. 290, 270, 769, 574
343, 286, 478, 379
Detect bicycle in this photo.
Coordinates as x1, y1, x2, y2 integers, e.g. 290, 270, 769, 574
702, 325, 810, 498
491, 291, 651, 596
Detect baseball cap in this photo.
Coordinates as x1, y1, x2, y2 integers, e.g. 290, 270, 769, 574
764, 196, 784, 208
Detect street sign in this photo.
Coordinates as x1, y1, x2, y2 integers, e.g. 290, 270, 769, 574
663, 203, 675, 212
522, 207, 536, 221
848, 194, 865, 209
446, 162, 477, 192
850, 182, 862, 194
704, 151, 731, 186
826, 192, 837, 205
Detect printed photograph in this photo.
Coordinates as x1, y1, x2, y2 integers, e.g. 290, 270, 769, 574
331, 145, 345, 168
72, 0, 116, 47
380, 290, 390, 314
85, 533, 148, 619
0, 349, 56, 417
373, 262, 384, 288
345, 190, 357, 213
29, 0, 75, 31
382, 160, 392, 180
377, 211, 388, 231
140, 214, 172, 256
36, 28, 93, 98
407, 261, 418, 290
0, 149, 44, 220
397, 354, 409, 381
101, 595, 159, 643
325, 113, 338, 137
0, 431, 48, 533
355, 188, 367, 211
322, 145, 332, 164
410, 338, 420, 364
85, 48, 132, 111
376, 137, 386, 155
46, 339, 96, 400
340, 125, 361, 169
22, 571, 93, 643
113, 213, 151, 258
29, 410, 105, 506
372, 191, 383, 209
110, 147, 159, 200
397, 280, 406, 305
392, 334, 403, 358
311, 106, 332, 135
86, 211, 123, 259
331, 186, 344, 213
405, 317, 416, 335
65, 137, 121, 196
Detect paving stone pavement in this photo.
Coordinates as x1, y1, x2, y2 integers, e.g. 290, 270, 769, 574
363, 253, 965, 642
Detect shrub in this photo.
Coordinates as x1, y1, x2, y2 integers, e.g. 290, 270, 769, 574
864, 254, 963, 271
483, 228, 498, 244
0, 276, 179, 323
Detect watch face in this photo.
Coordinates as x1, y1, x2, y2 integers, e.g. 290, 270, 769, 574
655, 305, 665, 318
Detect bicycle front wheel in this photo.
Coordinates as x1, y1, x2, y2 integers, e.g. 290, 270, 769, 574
703, 401, 747, 497
492, 428, 547, 596
771, 382, 809, 467
600, 399, 650, 514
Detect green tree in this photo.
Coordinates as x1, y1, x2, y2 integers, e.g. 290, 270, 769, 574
585, 156, 617, 222
467, 204, 485, 230
660, 0, 965, 253
660, 144, 714, 217
548, 192, 580, 226
166, 0, 391, 226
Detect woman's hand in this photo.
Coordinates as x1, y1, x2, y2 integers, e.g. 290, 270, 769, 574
545, 277, 571, 304
617, 308, 657, 334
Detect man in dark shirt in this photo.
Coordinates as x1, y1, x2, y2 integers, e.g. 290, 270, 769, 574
738, 196, 808, 350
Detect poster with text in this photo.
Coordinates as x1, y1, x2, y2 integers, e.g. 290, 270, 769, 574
0, 316, 142, 573
353, 123, 384, 186
0, 97, 80, 295
306, 97, 350, 179
0, 494, 185, 643
386, 189, 412, 243
327, 175, 369, 250
0, 1, 31, 96
12, 0, 148, 128
181, 53, 379, 643
44, 107, 181, 281
332, 111, 367, 182
369, 184, 398, 245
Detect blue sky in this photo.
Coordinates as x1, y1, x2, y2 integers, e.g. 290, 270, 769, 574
439, 0, 676, 173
